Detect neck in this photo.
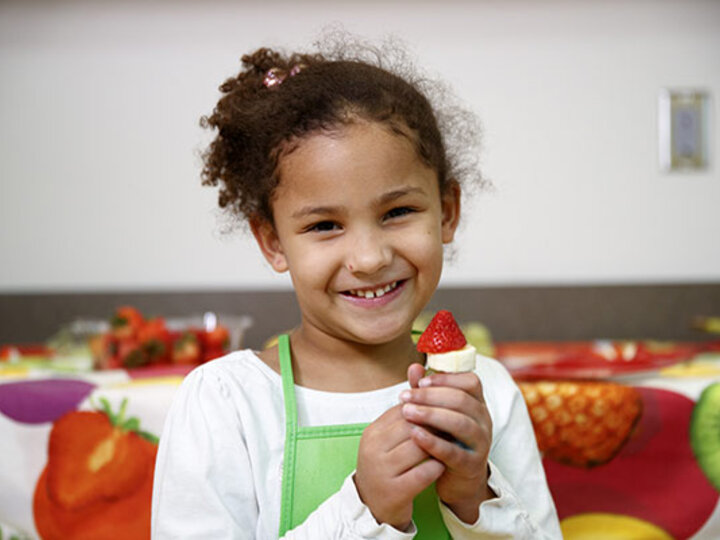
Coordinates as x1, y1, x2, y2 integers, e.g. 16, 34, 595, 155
288, 324, 422, 392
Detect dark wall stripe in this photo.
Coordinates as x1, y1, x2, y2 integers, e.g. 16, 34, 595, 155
1, 283, 719, 349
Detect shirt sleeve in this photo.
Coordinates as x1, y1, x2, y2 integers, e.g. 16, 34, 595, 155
438, 358, 563, 539
282, 474, 416, 540
151, 367, 259, 539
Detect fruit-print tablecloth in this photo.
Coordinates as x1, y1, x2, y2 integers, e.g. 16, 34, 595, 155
0, 363, 192, 540
1, 349, 719, 539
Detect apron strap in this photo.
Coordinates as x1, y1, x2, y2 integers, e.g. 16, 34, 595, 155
278, 334, 298, 432
279, 334, 299, 535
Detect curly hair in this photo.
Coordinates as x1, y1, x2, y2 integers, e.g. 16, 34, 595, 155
201, 34, 483, 227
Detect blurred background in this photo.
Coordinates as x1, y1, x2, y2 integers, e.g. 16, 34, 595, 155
1, 0, 719, 347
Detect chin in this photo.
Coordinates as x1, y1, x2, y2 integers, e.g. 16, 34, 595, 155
347, 321, 410, 346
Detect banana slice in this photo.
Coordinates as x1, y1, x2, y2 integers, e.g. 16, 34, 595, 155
426, 344, 477, 373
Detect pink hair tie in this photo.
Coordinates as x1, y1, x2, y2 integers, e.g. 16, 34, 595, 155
262, 64, 307, 89
289, 64, 306, 77
262, 67, 286, 89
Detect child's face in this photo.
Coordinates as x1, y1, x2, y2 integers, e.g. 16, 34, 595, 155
253, 121, 460, 346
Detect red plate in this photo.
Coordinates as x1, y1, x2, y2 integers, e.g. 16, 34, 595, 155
0, 344, 54, 361
496, 340, 704, 380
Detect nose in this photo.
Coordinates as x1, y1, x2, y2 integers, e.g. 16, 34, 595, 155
346, 229, 392, 275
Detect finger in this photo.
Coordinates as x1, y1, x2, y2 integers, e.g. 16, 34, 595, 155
364, 405, 414, 451
401, 403, 488, 450
407, 363, 425, 389
395, 458, 445, 497
386, 438, 431, 474
410, 425, 487, 475
401, 386, 486, 424
419, 371, 484, 401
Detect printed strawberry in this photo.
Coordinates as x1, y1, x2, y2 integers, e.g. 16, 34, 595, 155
44, 398, 158, 510
416, 310, 467, 353
172, 331, 201, 365
110, 306, 144, 340
518, 381, 643, 467
137, 317, 171, 363
34, 397, 158, 539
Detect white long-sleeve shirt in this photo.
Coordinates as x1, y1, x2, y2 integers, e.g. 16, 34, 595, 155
151, 350, 561, 539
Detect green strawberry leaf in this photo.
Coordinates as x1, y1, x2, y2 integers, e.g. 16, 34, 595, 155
139, 430, 159, 444
111, 314, 129, 328
116, 397, 128, 424
123, 417, 140, 431
89, 395, 159, 444
99, 396, 116, 423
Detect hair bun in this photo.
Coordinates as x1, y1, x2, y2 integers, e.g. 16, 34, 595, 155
241, 48, 287, 74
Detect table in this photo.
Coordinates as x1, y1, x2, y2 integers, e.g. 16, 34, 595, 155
1, 345, 719, 539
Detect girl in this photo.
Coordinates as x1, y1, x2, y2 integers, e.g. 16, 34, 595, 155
152, 39, 561, 539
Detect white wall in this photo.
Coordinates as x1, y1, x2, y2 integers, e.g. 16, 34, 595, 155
1, 0, 718, 292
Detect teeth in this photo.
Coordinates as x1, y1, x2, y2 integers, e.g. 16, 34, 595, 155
349, 281, 398, 298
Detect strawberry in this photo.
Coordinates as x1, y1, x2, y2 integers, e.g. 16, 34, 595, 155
518, 381, 643, 467
110, 306, 144, 340
202, 349, 225, 363
201, 324, 230, 352
416, 310, 467, 353
88, 334, 108, 363
34, 397, 158, 539
200, 324, 231, 363
117, 338, 149, 368
90, 334, 122, 370
137, 317, 171, 363
172, 331, 201, 365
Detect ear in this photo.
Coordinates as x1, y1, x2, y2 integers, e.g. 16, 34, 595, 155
250, 218, 289, 273
440, 181, 461, 244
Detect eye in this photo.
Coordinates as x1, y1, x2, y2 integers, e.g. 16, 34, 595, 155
384, 206, 416, 220
306, 220, 339, 233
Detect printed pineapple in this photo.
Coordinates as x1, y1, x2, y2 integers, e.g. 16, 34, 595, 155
518, 381, 643, 467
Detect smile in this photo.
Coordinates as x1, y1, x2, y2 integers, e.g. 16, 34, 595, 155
343, 280, 402, 299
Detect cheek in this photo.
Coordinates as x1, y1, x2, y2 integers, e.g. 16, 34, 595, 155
284, 242, 338, 286
398, 226, 444, 269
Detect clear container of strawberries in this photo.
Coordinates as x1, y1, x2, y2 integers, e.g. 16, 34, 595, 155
81, 306, 252, 370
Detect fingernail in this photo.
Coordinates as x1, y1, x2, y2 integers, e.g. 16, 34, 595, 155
403, 403, 418, 416
412, 426, 427, 439
418, 377, 432, 388
399, 390, 412, 402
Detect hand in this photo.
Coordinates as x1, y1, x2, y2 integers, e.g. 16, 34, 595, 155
355, 403, 445, 531
401, 364, 495, 524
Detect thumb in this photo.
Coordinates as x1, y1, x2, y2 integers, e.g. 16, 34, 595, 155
407, 363, 426, 389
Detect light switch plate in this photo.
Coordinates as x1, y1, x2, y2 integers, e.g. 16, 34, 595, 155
659, 89, 711, 171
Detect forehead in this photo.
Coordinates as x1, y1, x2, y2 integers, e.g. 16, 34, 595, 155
274, 121, 439, 204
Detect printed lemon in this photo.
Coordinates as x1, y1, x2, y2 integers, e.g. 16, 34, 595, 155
561, 513, 673, 539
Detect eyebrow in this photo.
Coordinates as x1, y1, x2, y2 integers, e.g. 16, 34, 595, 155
290, 186, 427, 220
377, 186, 426, 205
291, 205, 342, 220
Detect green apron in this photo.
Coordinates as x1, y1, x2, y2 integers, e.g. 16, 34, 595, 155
277, 334, 451, 538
